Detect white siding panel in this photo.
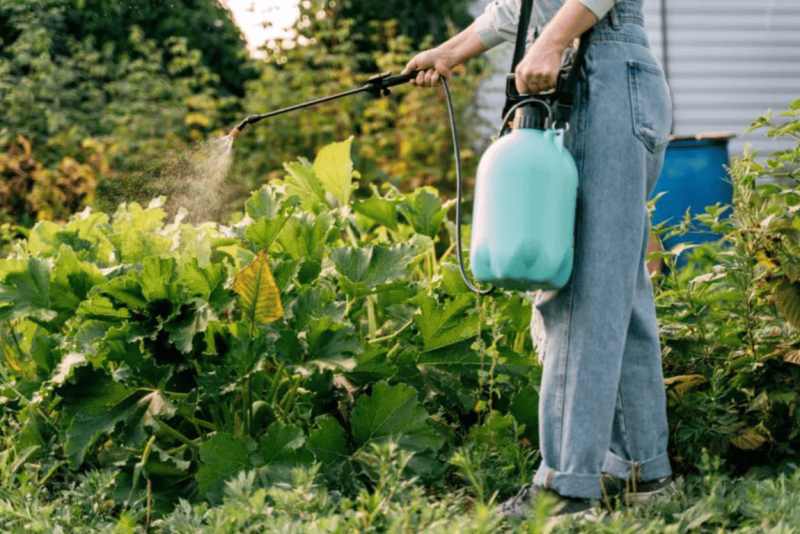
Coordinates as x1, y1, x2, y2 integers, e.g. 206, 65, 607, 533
644, 0, 800, 160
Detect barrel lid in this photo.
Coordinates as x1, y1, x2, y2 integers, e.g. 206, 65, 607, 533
669, 132, 736, 142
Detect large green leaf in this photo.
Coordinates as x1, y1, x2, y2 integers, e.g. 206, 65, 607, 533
27, 210, 113, 263
77, 295, 131, 321
284, 159, 326, 211
101, 273, 148, 311
0, 258, 54, 322
110, 200, 171, 264
141, 256, 182, 303
179, 259, 229, 307
55, 364, 175, 469
232, 250, 284, 329
397, 187, 451, 238
91, 322, 144, 366
289, 287, 359, 363
165, 301, 217, 354
258, 421, 314, 466
418, 340, 534, 378
307, 416, 349, 465
197, 433, 257, 503
413, 294, 479, 352
306, 323, 362, 364
245, 184, 287, 220
351, 381, 442, 453
256, 421, 315, 487
292, 287, 345, 331
353, 195, 399, 230
65, 389, 175, 470
509, 387, 540, 443
330, 242, 417, 297
277, 212, 333, 263
50, 245, 106, 315
312, 137, 354, 207
245, 216, 290, 252
348, 345, 397, 383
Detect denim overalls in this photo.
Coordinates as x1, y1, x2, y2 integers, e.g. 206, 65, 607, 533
480, 0, 674, 500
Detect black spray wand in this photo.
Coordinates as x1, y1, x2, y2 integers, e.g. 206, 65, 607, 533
228, 71, 420, 140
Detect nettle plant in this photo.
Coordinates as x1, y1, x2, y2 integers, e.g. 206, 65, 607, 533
0, 138, 538, 509
653, 99, 800, 473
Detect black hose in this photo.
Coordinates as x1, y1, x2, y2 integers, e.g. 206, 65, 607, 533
441, 79, 494, 296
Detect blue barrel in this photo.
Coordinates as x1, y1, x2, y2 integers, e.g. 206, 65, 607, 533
650, 132, 735, 267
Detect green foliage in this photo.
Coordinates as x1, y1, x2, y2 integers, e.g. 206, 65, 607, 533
0, 136, 105, 226
232, 0, 488, 207
653, 99, 800, 473
0, 140, 537, 512
0, 0, 241, 222
2, 100, 800, 532
56, 0, 255, 97
339, 0, 475, 57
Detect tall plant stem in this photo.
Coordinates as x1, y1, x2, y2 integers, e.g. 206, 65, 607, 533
476, 295, 487, 426
154, 417, 200, 451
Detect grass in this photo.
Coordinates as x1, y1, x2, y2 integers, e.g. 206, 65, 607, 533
1, 443, 799, 533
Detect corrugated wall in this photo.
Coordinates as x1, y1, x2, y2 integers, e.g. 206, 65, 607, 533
469, 0, 800, 159
642, 0, 800, 159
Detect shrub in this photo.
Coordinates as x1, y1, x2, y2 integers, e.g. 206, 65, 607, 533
655, 98, 800, 474
0, 135, 107, 226
0, 139, 536, 512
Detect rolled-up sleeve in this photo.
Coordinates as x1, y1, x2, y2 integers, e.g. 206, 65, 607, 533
474, 0, 619, 49
474, 0, 521, 49
576, 0, 617, 20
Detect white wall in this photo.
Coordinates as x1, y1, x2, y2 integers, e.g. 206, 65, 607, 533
642, 0, 800, 159
469, 0, 800, 159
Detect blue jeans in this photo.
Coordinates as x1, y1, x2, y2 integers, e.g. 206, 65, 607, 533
531, 3, 673, 500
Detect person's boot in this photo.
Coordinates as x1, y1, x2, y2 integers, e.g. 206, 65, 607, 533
497, 483, 603, 523
601, 474, 677, 506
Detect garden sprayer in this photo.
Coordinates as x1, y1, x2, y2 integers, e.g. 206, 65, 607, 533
228, 0, 589, 295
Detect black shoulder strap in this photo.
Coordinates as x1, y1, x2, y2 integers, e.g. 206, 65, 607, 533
552, 27, 592, 125
504, 0, 594, 128
511, 0, 535, 73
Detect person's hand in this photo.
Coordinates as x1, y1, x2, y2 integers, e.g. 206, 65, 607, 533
514, 38, 565, 94
402, 47, 461, 87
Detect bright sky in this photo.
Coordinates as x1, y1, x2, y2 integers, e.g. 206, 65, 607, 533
223, 0, 300, 55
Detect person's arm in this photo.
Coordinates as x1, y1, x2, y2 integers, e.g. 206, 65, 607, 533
401, 23, 488, 87
515, 0, 609, 94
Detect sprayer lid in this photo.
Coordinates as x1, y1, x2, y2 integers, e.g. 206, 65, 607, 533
512, 106, 545, 130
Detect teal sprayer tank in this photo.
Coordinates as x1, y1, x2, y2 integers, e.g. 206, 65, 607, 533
470, 106, 579, 291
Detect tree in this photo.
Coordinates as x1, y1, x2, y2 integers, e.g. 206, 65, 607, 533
0, 0, 244, 220
339, 0, 474, 55
0, 0, 255, 97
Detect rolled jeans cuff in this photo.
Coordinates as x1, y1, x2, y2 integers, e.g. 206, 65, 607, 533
601, 449, 672, 482
533, 462, 604, 500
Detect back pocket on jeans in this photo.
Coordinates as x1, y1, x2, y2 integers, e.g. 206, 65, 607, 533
627, 61, 672, 153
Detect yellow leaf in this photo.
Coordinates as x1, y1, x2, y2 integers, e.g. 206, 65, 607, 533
785, 350, 800, 365
664, 374, 707, 395
184, 112, 212, 128
729, 427, 767, 451
233, 250, 283, 330
775, 280, 800, 331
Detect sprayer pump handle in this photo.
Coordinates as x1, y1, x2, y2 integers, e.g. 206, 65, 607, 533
367, 71, 420, 96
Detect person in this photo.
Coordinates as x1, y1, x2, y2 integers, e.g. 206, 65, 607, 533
402, 0, 675, 522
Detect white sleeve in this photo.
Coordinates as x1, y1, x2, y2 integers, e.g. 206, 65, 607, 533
576, 0, 618, 20
474, 0, 522, 49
